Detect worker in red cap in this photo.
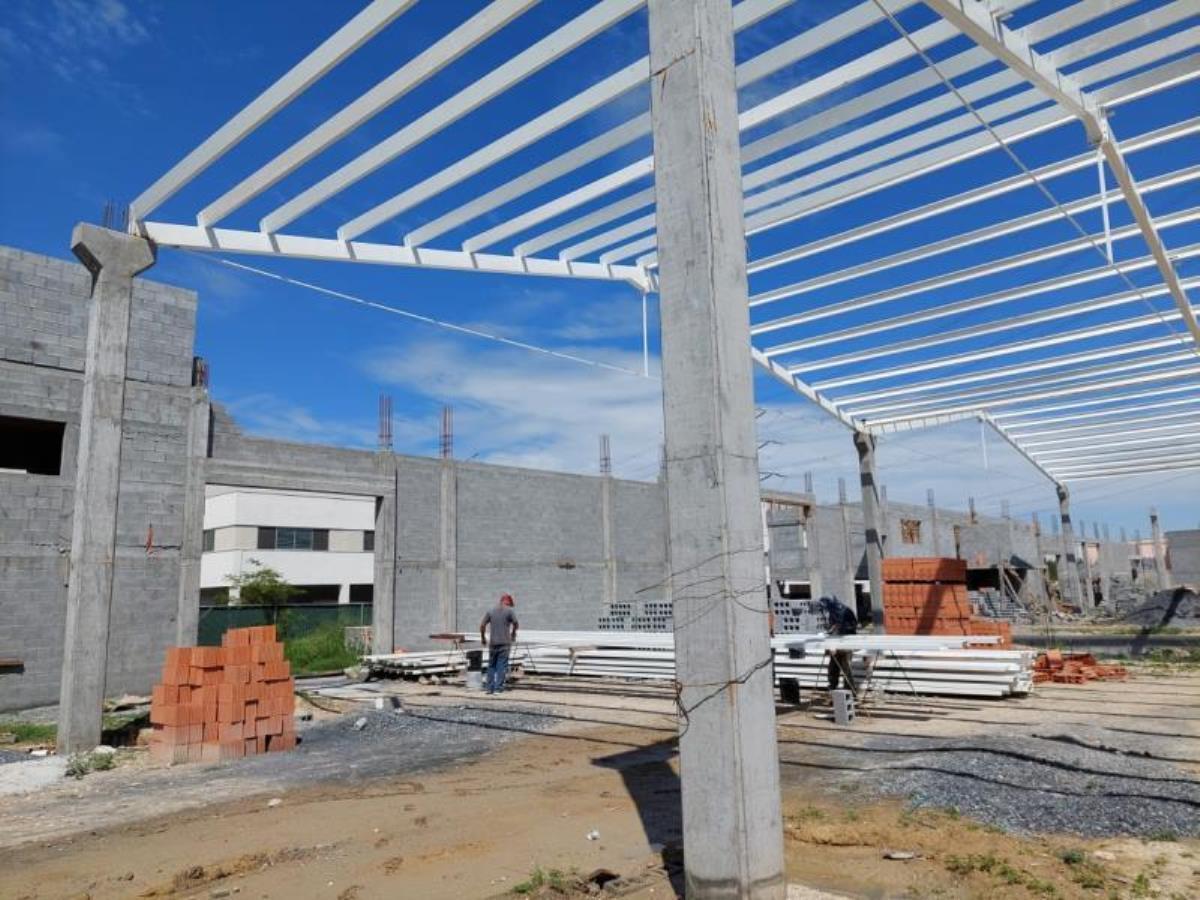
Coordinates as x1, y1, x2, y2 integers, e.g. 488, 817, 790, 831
479, 593, 519, 694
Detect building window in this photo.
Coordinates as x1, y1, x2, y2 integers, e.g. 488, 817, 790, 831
363, 530, 375, 552
900, 518, 921, 545
0, 415, 66, 476
202, 529, 215, 552
257, 527, 329, 551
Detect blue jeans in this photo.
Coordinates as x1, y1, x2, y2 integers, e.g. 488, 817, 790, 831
485, 645, 510, 693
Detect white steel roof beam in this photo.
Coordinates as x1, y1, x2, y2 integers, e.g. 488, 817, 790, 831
1050, 452, 1200, 475
496, 0, 933, 258
1034, 429, 1200, 457
829, 338, 1194, 404
990, 383, 1200, 420
139, 221, 651, 289
130, 0, 415, 224
928, 0, 1200, 348
977, 413, 1059, 485
764, 248, 1200, 364
1023, 419, 1200, 449
750, 349, 863, 432
751, 163, 1200, 310
746, 115, 1200, 278
198, 0, 539, 229
861, 365, 1200, 427
1000, 395, 1200, 431
752, 206, 1197, 336
259, 0, 648, 236
844, 355, 1200, 422
1010, 408, 1200, 440
1042, 443, 1200, 465
1054, 459, 1200, 481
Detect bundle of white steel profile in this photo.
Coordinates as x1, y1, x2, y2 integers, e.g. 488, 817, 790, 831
481, 630, 1031, 698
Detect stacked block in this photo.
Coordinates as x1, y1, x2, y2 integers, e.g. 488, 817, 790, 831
148, 625, 296, 765
882, 557, 1012, 648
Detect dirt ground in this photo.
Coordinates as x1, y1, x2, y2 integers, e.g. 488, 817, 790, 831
2, 668, 1197, 900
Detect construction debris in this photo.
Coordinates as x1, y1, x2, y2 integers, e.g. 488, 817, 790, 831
1032, 651, 1128, 685
148, 626, 296, 764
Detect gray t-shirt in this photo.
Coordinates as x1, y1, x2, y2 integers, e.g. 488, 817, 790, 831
480, 605, 518, 648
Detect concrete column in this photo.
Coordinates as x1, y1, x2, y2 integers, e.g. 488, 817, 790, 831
1081, 536, 1096, 610
175, 388, 211, 644
1056, 483, 1082, 608
438, 460, 458, 631
372, 462, 397, 654
648, 0, 784, 894
1150, 507, 1171, 589
928, 489, 941, 556
854, 430, 886, 631
601, 473, 617, 607
838, 478, 855, 604
58, 223, 155, 754
804, 506, 823, 599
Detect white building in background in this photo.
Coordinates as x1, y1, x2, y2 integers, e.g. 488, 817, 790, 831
201, 486, 375, 605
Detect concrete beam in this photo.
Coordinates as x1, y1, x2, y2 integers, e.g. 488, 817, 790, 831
854, 430, 886, 631
648, 0, 784, 895
1056, 483, 1083, 608
58, 224, 155, 754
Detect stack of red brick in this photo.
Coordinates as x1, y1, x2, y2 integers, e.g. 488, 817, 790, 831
149, 625, 296, 764
881, 557, 1013, 648
1033, 650, 1127, 684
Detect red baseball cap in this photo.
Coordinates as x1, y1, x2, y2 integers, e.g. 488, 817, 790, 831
500, 593, 514, 606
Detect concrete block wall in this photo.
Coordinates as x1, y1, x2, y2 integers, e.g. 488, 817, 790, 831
0, 245, 198, 711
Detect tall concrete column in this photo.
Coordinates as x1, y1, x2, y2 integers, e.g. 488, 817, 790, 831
854, 431, 886, 631
804, 506, 823, 599
928, 488, 941, 556
438, 460, 458, 631
372, 462, 397, 655
1056, 483, 1082, 608
58, 223, 155, 754
649, 0, 784, 894
838, 478, 855, 604
175, 387, 211, 644
1150, 507, 1171, 589
601, 473, 617, 607
1081, 533, 1096, 610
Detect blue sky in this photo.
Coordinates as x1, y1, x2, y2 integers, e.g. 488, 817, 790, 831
1, 0, 1197, 535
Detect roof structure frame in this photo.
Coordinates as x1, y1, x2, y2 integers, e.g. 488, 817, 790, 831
127, 0, 1200, 486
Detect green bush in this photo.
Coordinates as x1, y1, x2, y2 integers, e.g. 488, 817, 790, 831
284, 621, 359, 675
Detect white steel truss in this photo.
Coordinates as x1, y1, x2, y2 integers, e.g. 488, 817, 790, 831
130, 0, 1200, 485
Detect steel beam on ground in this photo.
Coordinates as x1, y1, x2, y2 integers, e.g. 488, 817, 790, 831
129, 0, 413, 223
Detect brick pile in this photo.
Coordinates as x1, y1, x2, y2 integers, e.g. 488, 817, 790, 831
881, 557, 1013, 648
149, 625, 296, 764
1033, 650, 1128, 684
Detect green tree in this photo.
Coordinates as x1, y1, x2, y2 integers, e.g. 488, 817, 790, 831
226, 558, 298, 607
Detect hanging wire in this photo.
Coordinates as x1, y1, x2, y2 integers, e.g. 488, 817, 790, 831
183, 251, 656, 379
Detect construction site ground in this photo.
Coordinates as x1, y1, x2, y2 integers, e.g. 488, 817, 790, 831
2, 666, 1198, 900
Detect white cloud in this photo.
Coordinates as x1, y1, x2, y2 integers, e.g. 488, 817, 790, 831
223, 393, 377, 450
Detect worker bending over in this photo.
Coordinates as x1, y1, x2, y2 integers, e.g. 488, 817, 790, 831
819, 595, 858, 695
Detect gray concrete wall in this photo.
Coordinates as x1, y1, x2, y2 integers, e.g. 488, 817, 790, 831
1167, 530, 1200, 587
0, 246, 197, 711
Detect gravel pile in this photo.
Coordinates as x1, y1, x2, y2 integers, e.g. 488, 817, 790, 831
1119, 588, 1199, 627
853, 731, 1200, 838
